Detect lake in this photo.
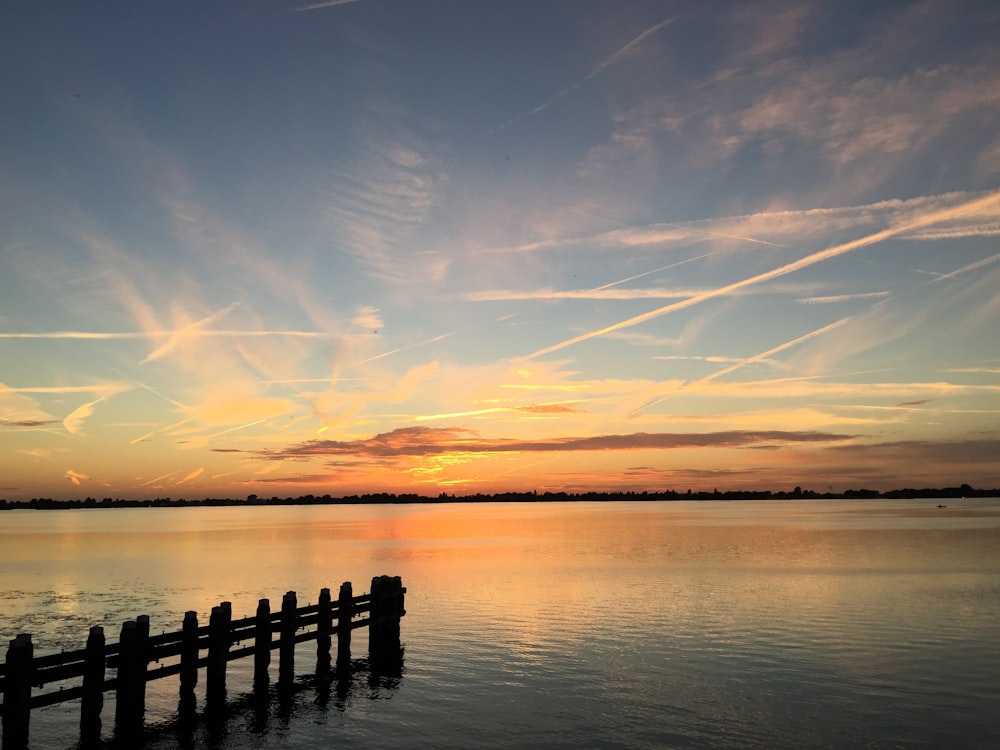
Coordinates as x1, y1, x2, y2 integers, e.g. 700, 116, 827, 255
2, 499, 999, 748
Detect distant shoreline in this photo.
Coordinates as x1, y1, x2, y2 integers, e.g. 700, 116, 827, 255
1, 484, 995, 510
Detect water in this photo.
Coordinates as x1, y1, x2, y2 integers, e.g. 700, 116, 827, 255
2, 499, 999, 748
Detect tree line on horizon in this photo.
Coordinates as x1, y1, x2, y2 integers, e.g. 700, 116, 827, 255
0, 484, 993, 510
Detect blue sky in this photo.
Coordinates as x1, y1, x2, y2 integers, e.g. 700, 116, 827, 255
1, 0, 999, 500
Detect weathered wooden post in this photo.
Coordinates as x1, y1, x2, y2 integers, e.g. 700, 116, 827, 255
279, 591, 297, 684
368, 575, 404, 675
135, 614, 150, 719
206, 603, 231, 705
79, 626, 105, 746
368, 575, 384, 661
2, 633, 32, 750
316, 587, 332, 676
254, 598, 271, 689
337, 581, 353, 669
114, 619, 145, 744
179, 610, 199, 703
389, 576, 404, 641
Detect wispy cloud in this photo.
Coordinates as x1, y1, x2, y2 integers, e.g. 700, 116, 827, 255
64, 469, 89, 486
63, 398, 105, 436
318, 130, 448, 285
830, 439, 1000, 466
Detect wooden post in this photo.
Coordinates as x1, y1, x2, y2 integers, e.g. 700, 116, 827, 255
368, 575, 383, 661
135, 614, 150, 719
389, 576, 404, 641
316, 587, 332, 677
337, 581, 353, 669
254, 598, 271, 689
79, 626, 105, 746
2, 633, 32, 750
206, 603, 231, 705
369, 576, 403, 675
114, 620, 143, 744
279, 590, 297, 684
179, 610, 199, 700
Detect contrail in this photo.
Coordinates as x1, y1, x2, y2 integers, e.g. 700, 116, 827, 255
930, 252, 1000, 283
0, 330, 331, 340
356, 331, 456, 365
591, 253, 711, 292
492, 17, 673, 132
294, 0, 362, 12
525, 190, 1000, 359
630, 317, 851, 416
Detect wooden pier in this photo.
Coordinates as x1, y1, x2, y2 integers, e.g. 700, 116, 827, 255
0, 575, 405, 749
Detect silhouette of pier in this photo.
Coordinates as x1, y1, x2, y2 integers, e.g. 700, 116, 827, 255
0, 575, 405, 749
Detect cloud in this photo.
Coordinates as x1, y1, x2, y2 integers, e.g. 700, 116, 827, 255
678, 377, 1000, 402
830, 439, 1000, 466
351, 306, 383, 332
55, 383, 131, 435
318, 127, 448, 285
247, 425, 854, 461
63, 398, 104, 436
1, 382, 59, 428
1, 418, 60, 428
65, 469, 89, 486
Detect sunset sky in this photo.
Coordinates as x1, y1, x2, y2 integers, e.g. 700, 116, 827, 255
1, 0, 999, 501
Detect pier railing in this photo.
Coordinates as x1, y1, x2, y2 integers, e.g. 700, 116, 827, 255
0, 575, 405, 749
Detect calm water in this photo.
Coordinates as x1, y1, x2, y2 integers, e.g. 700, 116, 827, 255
2, 499, 999, 749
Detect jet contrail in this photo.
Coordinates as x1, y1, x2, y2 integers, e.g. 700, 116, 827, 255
356, 331, 456, 364
591, 253, 711, 292
294, 0, 362, 12
492, 17, 673, 132
525, 190, 1000, 359
630, 317, 851, 416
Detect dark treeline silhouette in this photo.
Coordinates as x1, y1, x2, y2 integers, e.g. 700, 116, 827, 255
0, 483, 993, 510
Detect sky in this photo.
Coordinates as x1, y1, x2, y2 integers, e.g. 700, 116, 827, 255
1, 0, 999, 501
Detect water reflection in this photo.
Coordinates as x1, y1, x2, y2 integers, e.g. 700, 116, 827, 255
3, 499, 999, 749
143, 652, 404, 749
